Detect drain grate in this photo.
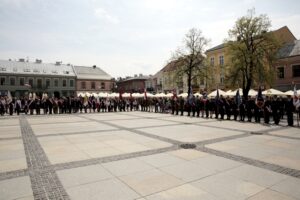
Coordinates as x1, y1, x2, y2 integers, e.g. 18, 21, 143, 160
180, 143, 196, 149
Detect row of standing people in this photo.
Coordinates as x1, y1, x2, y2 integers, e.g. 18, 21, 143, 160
141, 95, 300, 127
1, 94, 300, 126
0, 95, 142, 116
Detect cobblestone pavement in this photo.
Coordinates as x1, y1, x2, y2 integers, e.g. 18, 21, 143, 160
0, 112, 300, 200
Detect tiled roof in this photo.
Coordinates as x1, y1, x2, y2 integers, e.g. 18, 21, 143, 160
118, 75, 150, 82
277, 40, 300, 58
0, 60, 76, 76
206, 43, 225, 53
74, 65, 112, 80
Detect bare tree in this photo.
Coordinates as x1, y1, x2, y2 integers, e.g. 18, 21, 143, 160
172, 28, 209, 97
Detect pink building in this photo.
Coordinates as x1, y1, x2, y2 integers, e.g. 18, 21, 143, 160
74, 65, 113, 94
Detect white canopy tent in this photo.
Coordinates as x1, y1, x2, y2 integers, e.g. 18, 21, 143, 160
228, 88, 243, 97
284, 90, 294, 96
132, 93, 143, 98
194, 92, 203, 97
98, 92, 108, 98
262, 88, 284, 96
225, 90, 232, 96
248, 89, 258, 97
208, 89, 226, 97
178, 92, 188, 98
166, 93, 174, 97
155, 93, 167, 98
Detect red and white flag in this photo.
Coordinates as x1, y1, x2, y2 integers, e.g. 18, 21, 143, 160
144, 88, 147, 100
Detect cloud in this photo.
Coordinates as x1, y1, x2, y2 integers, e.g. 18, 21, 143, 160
243, 0, 256, 4
94, 7, 120, 24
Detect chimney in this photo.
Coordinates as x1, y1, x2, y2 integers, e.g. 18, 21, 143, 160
55, 61, 62, 65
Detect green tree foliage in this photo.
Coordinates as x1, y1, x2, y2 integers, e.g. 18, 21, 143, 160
226, 9, 281, 99
172, 28, 210, 96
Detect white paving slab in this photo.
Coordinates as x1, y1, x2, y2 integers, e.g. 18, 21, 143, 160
57, 164, 114, 188
102, 158, 154, 176
138, 124, 244, 143
66, 178, 140, 200
119, 169, 184, 196
145, 184, 219, 200
192, 173, 265, 200
0, 176, 33, 200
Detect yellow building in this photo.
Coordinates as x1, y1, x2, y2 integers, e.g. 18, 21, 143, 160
153, 59, 205, 94
205, 26, 296, 90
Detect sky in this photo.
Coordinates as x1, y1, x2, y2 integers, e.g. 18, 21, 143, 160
0, 0, 299, 78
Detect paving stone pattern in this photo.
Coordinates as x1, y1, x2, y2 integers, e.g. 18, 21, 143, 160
0, 112, 299, 200
19, 116, 70, 200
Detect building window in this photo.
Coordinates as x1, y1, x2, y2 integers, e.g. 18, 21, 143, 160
91, 82, 96, 89
292, 65, 300, 77
70, 79, 74, 87
19, 78, 25, 86
219, 55, 224, 66
210, 57, 215, 66
62, 79, 67, 87
0, 77, 5, 85
10, 77, 16, 86
277, 67, 284, 79
28, 79, 34, 87
81, 81, 86, 89
54, 79, 58, 87
46, 79, 50, 88
101, 82, 105, 89
37, 79, 42, 89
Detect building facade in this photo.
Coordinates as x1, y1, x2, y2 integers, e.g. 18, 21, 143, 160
152, 60, 205, 94
205, 26, 297, 91
116, 74, 149, 93
0, 59, 76, 97
74, 65, 113, 94
275, 40, 300, 91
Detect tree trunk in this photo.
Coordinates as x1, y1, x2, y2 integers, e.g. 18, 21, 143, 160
187, 71, 192, 98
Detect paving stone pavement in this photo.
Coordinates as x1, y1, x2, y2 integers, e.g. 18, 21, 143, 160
0, 112, 300, 200
19, 116, 70, 200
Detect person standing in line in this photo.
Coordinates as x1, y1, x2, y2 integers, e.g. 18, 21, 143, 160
15, 97, 21, 115
179, 96, 184, 116
195, 96, 201, 117
219, 95, 225, 120
35, 97, 41, 115
263, 96, 272, 124
286, 95, 294, 126
272, 95, 280, 125
239, 98, 246, 121
246, 97, 255, 122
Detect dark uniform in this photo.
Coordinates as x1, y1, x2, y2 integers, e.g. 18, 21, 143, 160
263, 97, 272, 124
272, 96, 280, 125
285, 96, 294, 126
239, 99, 246, 121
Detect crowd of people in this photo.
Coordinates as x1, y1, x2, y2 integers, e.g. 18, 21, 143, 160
1, 92, 300, 127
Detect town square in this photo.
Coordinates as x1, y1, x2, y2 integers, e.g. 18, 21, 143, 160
1, 111, 300, 200
1, 0, 300, 199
